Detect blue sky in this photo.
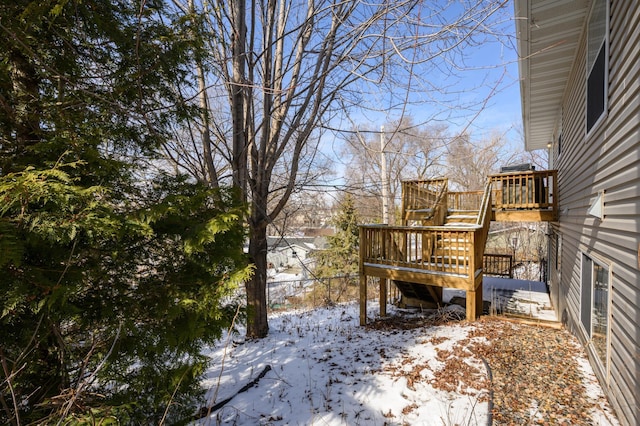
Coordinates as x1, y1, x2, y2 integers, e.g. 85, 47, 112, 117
335, 1, 523, 138
316, 1, 525, 189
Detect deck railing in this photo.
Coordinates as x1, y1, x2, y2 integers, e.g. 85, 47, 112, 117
483, 254, 513, 278
489, 170, 557, 210
447, 190, 484, 211
401, 178, 448, 224
360, 224, 480, 277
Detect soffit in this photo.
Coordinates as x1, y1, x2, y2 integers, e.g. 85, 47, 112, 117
514, 0, 591, 151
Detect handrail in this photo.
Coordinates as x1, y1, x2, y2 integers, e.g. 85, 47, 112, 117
473, 180, 493, 273
361, 223, 480, 230
477, 180, 492, 227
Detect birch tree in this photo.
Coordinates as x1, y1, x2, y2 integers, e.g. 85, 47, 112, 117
169, 0, 510, 338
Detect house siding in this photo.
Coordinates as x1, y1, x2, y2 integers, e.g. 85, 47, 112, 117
548, 1, 640, 424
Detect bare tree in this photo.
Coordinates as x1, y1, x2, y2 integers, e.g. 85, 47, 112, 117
509, 129, 550, 170
340, 117, 448, 224
166, 0, 510, 337
445, 131, 509, 191
445, 126, 550, 192
267, 189, 334, 236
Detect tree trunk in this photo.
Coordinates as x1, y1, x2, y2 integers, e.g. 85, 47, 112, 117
246, 219, 269, 338
196, 52, 219, 188
4, 49, 41, 173
230, 0, 248, 198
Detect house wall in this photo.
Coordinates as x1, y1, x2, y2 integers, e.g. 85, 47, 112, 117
547, 2, 640, 424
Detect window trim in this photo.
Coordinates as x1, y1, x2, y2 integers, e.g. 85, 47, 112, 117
557, 133, 562, 158
579, 250, 612, 380
585, 0, 609, 136
556, 107, 563, 162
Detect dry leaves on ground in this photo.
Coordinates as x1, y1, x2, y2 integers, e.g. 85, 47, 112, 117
368, 312, 616, 425
469, 316, 607, 425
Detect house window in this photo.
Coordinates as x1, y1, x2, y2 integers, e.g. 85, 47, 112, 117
586, 0, 608, 132
556, 233, 562, 283
557, 133, 562, 158
557, 107, 563, 157
580, 253, 610, 368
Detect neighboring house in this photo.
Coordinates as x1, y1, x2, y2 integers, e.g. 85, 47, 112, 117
514, 1, 639, 424
266, 236, 327, 271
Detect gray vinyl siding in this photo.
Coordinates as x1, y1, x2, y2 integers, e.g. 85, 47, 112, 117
551, 1, 640, 425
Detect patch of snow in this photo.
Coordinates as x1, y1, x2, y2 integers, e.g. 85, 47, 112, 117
444, 277, 557, 321
575, 357, 620, 425
198, 303, 489, 425
196, 286, 615, 425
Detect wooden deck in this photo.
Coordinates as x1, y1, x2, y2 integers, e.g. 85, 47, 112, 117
360, 170, 558, 325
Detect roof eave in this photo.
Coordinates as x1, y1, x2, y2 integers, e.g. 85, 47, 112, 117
514, 0, 534, 151
513, 0, 590, 152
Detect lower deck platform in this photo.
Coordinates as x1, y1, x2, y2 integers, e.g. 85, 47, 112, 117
361, 276, 557, 325
445, 276, 556, 322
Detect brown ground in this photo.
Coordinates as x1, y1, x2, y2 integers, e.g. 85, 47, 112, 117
470, 317, 611, 425
368, 313, 617, 425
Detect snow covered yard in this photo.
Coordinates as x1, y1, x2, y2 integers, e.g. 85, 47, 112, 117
196, 302, 618, 425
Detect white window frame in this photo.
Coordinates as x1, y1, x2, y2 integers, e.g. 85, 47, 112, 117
585, 0, 609, 136
579, 250, 612, 378
555, 233, 562, 277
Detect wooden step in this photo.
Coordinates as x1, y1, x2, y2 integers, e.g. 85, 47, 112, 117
445, 209, 479, 225
445, 215, 478, 224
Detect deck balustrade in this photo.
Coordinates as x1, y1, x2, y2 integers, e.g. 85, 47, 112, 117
483, 253, 514, 278
401, 178, 448, 224
489, 170, 558, 221
360, 224, 480, 278
447, 191, 483, 211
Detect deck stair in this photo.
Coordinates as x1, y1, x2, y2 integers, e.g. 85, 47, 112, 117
445, 210, 479, 226
394, 280, 442, 308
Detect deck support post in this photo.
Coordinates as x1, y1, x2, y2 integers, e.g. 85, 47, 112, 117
476, 281, 484, 319
476, 281, 484, 318
466, 290, 477, 320
465, 281, 484, 321
379, 278, 388, 317
359, 274, 367, 325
